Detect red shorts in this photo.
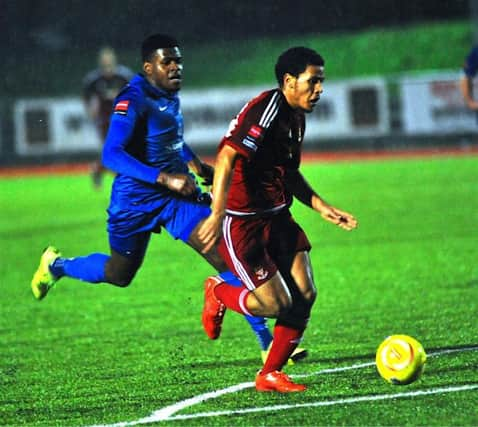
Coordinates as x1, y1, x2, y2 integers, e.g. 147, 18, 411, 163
218, 210, 311, 290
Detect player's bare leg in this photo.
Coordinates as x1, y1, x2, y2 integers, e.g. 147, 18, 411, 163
190, 221, 294, 314
187, 225, 229, 272
289, 251, 317, 306
104, 249, 144, 287
257, 251, 316, 392
189, 221, 291, 338
188, 222, 274, 339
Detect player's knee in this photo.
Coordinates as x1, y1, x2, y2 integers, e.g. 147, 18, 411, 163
114, 276, 134, 287
303, 287, 317, 305
278, 312, 309, 330
106, 270, 136, 287
279, 293, 293, 313
265, 294, 293, 317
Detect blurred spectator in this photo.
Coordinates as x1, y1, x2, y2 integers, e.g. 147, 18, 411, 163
460, 45, 478, 111
83, 47, 133, 188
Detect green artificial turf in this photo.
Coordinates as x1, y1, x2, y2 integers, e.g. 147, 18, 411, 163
1, 155, 477, 426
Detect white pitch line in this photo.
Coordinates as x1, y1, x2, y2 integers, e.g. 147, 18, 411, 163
96, 345, 478, 426
428, 346, 478, 357
292, 361, 375, 378
292, 345, 478, 379
165, 384, 478, 421
128, 382, 254, 426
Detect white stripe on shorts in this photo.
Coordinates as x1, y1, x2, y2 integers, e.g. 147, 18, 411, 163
222, 215, 256, 290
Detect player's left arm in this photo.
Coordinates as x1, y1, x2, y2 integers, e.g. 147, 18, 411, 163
183, 143, 214, 186
285, 168, 357, 231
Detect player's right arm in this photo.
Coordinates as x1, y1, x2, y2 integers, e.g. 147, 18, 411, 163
198, 90, 278, 252
197, 144, 238, 253
102, 88, 195, 195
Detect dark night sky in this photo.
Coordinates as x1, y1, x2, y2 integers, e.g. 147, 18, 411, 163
1, 0, 470, 51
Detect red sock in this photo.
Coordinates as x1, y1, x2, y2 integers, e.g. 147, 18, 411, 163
261, 323, 304, 374
214, 283, 253, 316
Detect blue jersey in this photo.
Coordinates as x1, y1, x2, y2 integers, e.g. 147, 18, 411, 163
463, 46, 478, 78
103, 73, 196, 213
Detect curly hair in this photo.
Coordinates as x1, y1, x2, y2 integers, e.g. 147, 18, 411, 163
275, 47, 324, 87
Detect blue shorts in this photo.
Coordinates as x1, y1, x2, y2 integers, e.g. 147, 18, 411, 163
107, 197, 211, 259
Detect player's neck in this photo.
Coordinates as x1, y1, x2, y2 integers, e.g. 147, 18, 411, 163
145, 75, 177, 96
280, 87, 300, 111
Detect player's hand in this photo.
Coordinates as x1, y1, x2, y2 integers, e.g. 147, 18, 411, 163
468, 100, 478, 111
319, 205, 357, 231
198, 162, 214, 186
197, 212, 224, 253
157, 172, 197, 196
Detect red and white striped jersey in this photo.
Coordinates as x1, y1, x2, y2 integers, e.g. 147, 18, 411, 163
219, 89, 306, 215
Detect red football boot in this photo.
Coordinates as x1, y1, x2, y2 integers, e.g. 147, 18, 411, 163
202, 276, 226, 340
255, 370, 307, 393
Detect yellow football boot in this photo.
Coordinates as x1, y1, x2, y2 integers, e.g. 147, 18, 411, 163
261, 342, 309, 365
31, 246, 61, 300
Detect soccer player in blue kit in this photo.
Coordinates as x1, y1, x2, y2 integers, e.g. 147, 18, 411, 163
460, 45, 478, 111
31, 33, 306, 363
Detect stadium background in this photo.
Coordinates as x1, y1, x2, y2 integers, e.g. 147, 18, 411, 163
2, 0, 478, 166
2, 2, 478, 426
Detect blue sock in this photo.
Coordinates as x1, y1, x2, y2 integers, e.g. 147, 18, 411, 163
219, 271, 273, 351
218, 271, 241, 286
244, 315, 273, 350
50, 254, 109, 283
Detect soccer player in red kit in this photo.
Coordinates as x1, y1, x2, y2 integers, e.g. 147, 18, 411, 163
198, 47, 357, 392
83, 47, 133, 187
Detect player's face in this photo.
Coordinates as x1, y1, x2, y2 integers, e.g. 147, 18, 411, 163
144, 47, 183, 92
285, 65, 324, 112
99, 52, 117, 78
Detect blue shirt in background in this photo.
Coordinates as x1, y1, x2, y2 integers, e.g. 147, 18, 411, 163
463, 46, 478, 78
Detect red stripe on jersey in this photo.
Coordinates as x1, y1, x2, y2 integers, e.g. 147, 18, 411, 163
114, 100, 129, 111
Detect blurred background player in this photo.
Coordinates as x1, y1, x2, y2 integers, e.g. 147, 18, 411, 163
82, 47, 133, 188
198, 47, 357, 392
32, 33, 304, 364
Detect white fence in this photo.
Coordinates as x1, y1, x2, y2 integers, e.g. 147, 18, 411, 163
400, 72, 477, 134
13, 98, 101, 155
181, 77, 390, 146
11, 71, 476, 156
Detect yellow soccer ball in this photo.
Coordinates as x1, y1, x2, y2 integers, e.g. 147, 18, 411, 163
376, 335, 427, 385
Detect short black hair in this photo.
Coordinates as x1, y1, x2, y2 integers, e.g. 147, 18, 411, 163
141, 34, 179, 62
275, 47, 324, 87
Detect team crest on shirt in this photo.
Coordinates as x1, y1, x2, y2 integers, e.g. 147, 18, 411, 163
248, 125, 263, 139
241, 124, 263, 151
254, 266, 269, 281
114, 100, 129, 115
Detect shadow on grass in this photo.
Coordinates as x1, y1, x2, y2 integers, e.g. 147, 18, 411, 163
180, 343, 478, 371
